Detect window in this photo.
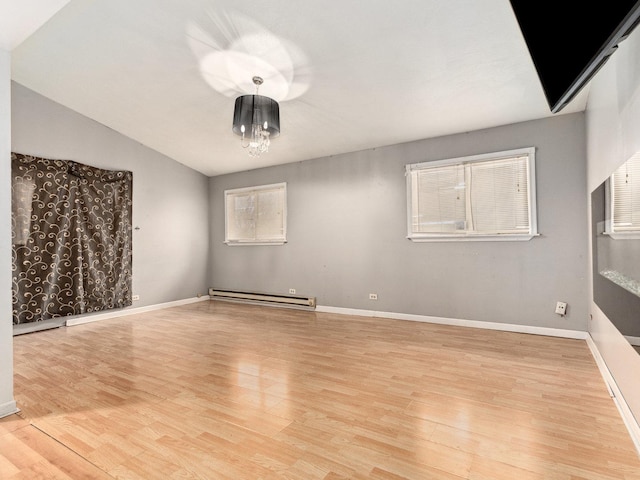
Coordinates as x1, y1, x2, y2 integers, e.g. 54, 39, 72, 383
607, 152, 640, 239
406, 148, 537, 241
225, 182, 287, 245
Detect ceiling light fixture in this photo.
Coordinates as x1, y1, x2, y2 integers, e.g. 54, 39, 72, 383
232, 76, 280, 157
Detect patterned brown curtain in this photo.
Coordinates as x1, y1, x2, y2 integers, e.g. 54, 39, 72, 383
11, 152, 133, 325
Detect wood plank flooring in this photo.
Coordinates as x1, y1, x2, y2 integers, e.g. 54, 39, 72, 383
3, 300, 640, 479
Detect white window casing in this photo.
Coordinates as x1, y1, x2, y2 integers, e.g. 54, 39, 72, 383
224, 182, 287, 245
406, 147, 538, 242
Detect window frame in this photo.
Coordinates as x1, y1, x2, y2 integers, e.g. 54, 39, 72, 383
406, 147, 538, 242
224, 182, 287, 246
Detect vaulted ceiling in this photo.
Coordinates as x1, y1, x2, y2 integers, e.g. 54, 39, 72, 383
2, 0, 587, 177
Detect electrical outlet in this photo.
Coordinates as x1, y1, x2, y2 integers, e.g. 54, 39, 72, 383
289, 288, 296, 295
555, 301, 567, 315
369, 293, 378, 300
132, 295, 140, 301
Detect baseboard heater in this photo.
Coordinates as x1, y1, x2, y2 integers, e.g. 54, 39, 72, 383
208, 288, 316, 311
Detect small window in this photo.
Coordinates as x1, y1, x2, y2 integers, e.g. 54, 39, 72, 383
607, 152, 640, 239
225, 182, 287, 245
406, 148, 537, 241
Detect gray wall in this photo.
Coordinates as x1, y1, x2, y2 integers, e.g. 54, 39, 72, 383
210, 113, 589, 331
11, 82, 210, 310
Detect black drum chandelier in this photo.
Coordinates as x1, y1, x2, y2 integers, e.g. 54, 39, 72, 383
232, 76, 280, 157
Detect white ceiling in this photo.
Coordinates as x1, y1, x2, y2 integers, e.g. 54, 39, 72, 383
0, 0, 70, 50
4, 0, 587, 177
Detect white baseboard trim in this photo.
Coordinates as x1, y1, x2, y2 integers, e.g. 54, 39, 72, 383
0, 400, 19, 419
13, 317, 65, 336
586, 335, 640, 455
65, 296, 211, 326
315, 305, 588, 340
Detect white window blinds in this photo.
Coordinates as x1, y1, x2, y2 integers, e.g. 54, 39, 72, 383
469, 156, 530, 234
225, 183, 287, 245
611, 153, 640, 233
412, 163, 466, 233
407, 148, 537, 241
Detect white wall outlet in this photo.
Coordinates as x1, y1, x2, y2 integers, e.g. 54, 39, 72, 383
555, 301, 567, 315
132, 295, 140, 301
289, 288, 296, 295
369, 293, 378, 300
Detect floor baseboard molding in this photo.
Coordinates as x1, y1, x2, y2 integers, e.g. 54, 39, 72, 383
13, 317, 66, 336
65, 296, 210, 326
586, 335, 640, 456
315, 305, 588, 340
0, 400, 19, 419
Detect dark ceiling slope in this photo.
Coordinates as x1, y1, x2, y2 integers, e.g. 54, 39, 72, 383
510, 0, 640, 113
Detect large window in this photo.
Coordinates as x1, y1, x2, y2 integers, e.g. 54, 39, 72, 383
225, 182, 287, 245
406, 148, 537, 241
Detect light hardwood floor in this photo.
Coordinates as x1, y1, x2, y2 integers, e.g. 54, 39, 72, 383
3, 300, 640, 479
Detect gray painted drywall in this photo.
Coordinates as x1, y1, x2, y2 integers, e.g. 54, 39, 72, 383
0, 49, 17, 417
11, 82, 210, 312
210, 113, 588, 331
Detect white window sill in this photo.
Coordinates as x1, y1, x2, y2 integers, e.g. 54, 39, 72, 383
225, 240, 287, 246
408, 233, 539, 242
603, 231, 640, 240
